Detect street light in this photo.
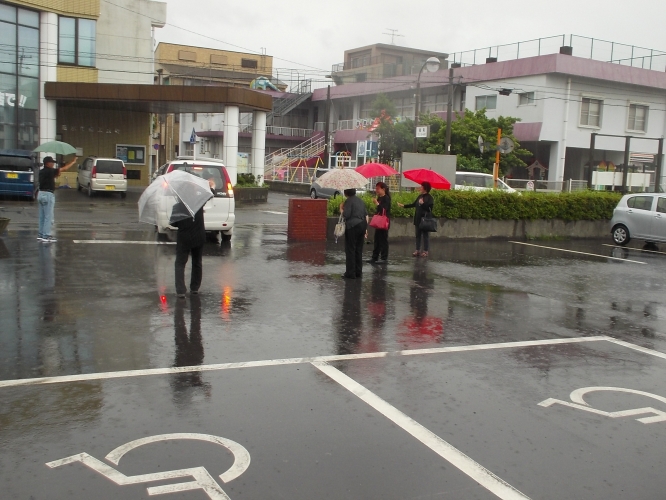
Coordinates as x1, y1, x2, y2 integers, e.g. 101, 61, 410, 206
413, 57, 441, 153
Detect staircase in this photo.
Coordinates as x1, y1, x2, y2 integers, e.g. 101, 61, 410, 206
268, 91, 312, 119
264, 134, 326, 182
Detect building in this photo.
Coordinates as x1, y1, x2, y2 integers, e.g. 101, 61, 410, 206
0, 0, 167, 185
313, 36, 666, 190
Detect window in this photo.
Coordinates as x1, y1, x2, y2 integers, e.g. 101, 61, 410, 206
627, 196, 654, 211
59, 17, 96, 67
210, 54, 228, 65
241, 58, 258, 69
475, 95, 497, 110
628, 104, 648, 132
355, 73, 367, 83
580, 97, 602, 127
178, 50, 196, 62
518, 92, 535, 105
657, 198, 666, 214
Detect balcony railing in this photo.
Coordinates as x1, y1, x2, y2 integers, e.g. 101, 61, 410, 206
238, 123, 313, 137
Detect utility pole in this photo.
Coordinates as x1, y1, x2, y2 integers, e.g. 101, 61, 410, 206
622, 136, 631, 193
493, 128, 501, 188
323, 85, 331, 168
412, 80, 421, 153
656, 138, 664, 192
587, 133, 596, 189
445, 67, 453, 155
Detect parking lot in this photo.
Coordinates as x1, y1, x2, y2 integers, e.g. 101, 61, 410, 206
2, 192, 666, 499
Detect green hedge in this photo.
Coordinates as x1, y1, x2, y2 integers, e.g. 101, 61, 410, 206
328, 190, 622, 221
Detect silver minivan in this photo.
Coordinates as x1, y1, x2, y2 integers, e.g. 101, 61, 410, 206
77, 157, 128, 198
610, 193, 666, 245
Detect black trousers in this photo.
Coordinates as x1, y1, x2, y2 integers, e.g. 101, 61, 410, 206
372, 229, 389, 261
344, 222, 366, 277
415, 226, 430, 252
175, 244, 204, 294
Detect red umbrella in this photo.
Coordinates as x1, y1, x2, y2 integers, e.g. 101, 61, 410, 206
403, 169, 451, 190
355, 162, 399, 178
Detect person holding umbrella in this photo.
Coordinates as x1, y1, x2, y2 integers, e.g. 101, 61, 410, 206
369, 181, 391, 264
340, 188, 368, 279
37, 155, 77, 242
397, 181, 434, 257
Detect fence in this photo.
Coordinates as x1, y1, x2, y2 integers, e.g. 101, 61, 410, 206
504, 179, 589, 192
450, 34, 666, 72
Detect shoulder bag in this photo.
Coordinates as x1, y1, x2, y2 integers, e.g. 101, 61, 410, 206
369, 209, 390, 231
334, 213, 346, 242
419, 211, 438, 232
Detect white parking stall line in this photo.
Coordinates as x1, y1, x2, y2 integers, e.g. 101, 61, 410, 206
605, 338, 666, 361
0, 337, 607, 389
601, 243, 666, 256
73, 240, 176, 245
312, 361, 532, 500
260, 211, 287, 215
509, 241, 646, 264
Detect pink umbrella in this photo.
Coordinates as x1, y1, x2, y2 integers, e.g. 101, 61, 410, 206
403, 169, 451, 190
355, 162, 399, 178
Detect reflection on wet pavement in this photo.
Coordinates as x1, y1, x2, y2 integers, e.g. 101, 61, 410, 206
1, 226, 666, 382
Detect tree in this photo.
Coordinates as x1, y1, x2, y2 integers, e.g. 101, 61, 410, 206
418, 109, 530, 175
369, 94, 414, 164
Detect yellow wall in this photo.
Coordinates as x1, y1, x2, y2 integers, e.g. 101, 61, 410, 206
155, 43, 273, 76
57, 66, 99, 83
4, 0, 99, 18
57, 105, 152, 186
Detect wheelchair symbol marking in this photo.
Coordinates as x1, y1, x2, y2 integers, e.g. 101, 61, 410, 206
46, 433, 250, 500
539, 386, 666, 424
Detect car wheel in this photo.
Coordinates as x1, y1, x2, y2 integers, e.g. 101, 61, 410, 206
88, 184, 93, 197
310, 189, 317, 199
221, 232, 232, 242
120, 191, 127, 199
76, 180, 82, 192
612, 224, 630, 246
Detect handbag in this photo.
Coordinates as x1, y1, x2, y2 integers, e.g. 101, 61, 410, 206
419, 211, 438, 232
369, 209, 390, 231
334, 213, 346, 242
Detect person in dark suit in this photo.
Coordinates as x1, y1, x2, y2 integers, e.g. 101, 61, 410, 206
171, 200, 206, 298
370, 181, 391, 263
397, 181, 434, 257
340, 188, 368, 279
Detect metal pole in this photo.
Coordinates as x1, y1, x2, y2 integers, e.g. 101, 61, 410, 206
656, 138, 664, 192
622, 136, 631, 193
445, 67, 454, 155
494, 128, 501, 189
412, 79, 421, 153
587, 133, 596, 189
323, 85, 330, 168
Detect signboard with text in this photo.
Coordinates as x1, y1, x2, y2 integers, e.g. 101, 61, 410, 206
116, 144, 146, 165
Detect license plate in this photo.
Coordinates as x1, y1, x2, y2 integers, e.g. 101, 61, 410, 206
105, 185, 115, 190
6, 173, 18, 179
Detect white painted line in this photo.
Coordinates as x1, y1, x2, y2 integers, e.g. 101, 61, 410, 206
0, 337, 606, 389
601, 243, 666, 256
509, 241, 646, 264
260, 211, 287, 215
605, 338, 666, 361
73, 240, 176, 245
312, 361, 531, 500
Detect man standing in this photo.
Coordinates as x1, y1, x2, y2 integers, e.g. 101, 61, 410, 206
38, 156, 76, 242
171, 202, 206, 299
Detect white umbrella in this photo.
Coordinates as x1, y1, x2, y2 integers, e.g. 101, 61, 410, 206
138, 170, 213, 226
316, 169, 368, 191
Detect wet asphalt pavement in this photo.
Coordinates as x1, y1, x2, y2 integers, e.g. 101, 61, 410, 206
2, 191, 666, 499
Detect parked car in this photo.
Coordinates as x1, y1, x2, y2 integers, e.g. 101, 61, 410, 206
310, 168, 365, 199
610, 193, 666, 246
0, 149, 37, 200
152, 163, 168, 182
156, 158, 235, 242
454, 172, 516, 192
77, 157, 128, 198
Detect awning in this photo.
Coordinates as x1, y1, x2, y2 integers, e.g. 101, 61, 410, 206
44, 82, 273, 114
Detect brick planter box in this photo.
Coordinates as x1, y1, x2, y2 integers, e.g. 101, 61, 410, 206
233, 186, 269, 204
288, 198, 327, 241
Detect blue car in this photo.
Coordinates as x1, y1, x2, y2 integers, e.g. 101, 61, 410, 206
0, 149, 37, 200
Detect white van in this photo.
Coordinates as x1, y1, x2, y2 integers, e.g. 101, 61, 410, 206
454, 172, 516, 193
156, 158, 235, 242
77, 157, 128, 198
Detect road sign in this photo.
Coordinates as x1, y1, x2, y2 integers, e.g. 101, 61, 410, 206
153, 143, 160, 150
498, 137, 515, 154
190, 128, 197, 144
526, 180, 535, 191
415, 126, 430, 139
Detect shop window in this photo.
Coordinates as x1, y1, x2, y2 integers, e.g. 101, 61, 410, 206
59, 17, 96, 67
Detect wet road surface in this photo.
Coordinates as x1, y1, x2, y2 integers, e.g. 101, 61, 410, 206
2, 192, 666, 499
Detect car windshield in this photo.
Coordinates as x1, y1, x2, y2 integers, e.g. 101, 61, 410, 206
173, 164, 226, 191
0, 155, 33, 172
96, 160, 124, 174
458, 175, 493, 188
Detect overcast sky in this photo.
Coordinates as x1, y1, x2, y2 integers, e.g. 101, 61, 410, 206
155, 0, 666, 82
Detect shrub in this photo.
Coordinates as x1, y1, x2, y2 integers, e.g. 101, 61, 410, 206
328, 190, 622, 221
236, 173, 257, 187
